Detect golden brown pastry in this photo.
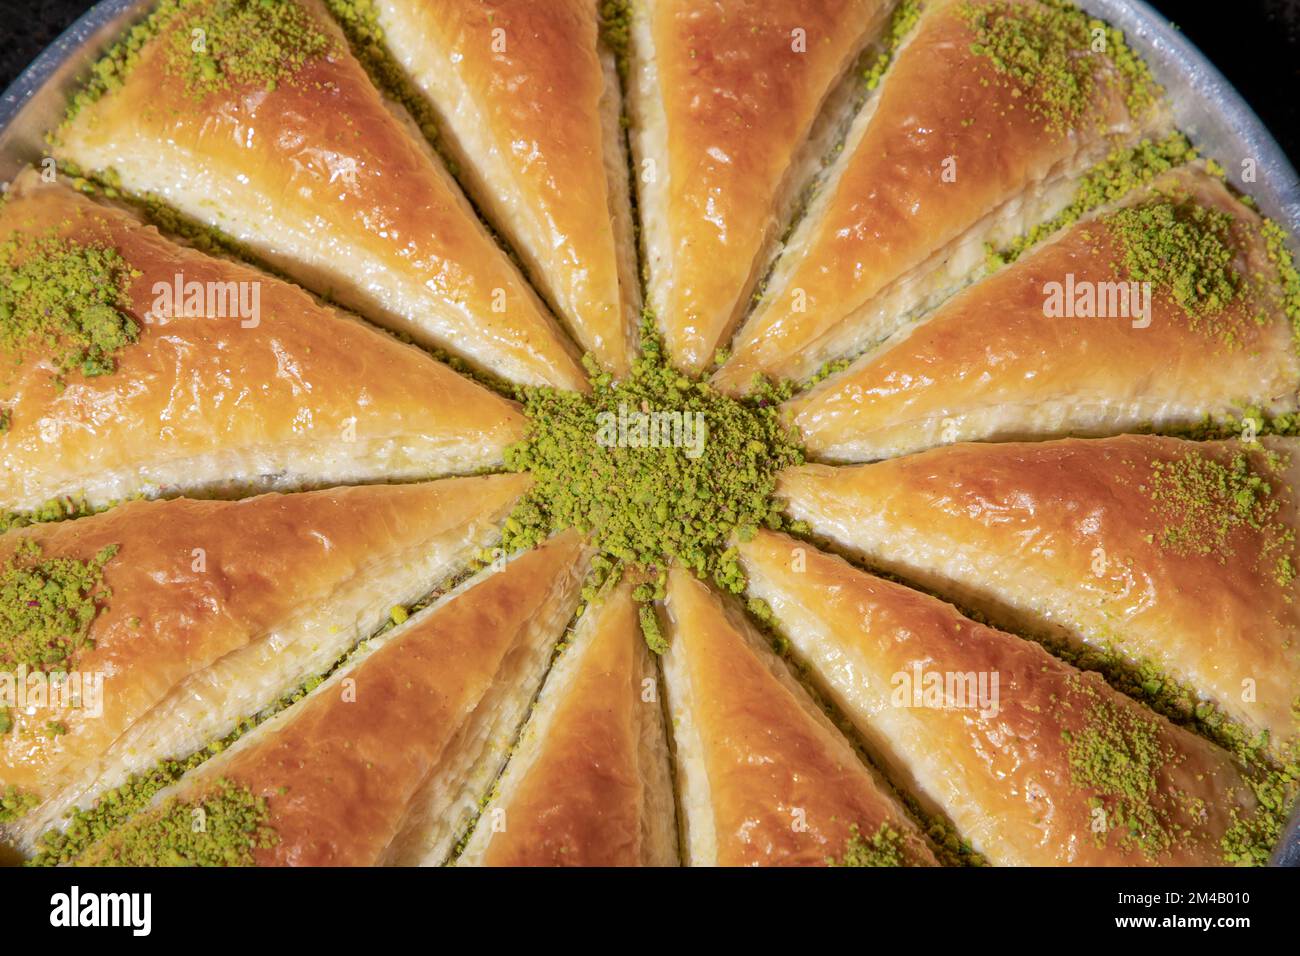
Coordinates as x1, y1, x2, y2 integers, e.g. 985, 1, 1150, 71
1, 474, 531, 851
0, 169, 527, 513
79, 530, 590, 866
785, 165, 1300, 461
630, 0, 891, 373
662, 566, 936, 866
715, 0, 1169, 392
54, 0, 585, 390
777, 436, 1300, 757
738, 529, 1262, 865
457, 577, 676, 866
369, 0, 640, 377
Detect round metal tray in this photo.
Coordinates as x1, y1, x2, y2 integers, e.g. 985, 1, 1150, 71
1, 0, 1297, 865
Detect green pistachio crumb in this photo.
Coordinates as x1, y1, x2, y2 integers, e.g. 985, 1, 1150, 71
1259, 218, 1300, 350
502, 313, 804, 610
802, 357, 852, 391
1221, 755, 1300, 866
0, 495, 98, 536
961, 0, 1158, 135
0, 784, 39, 824
863, 0, 922, 90
62, 0, 187, 125
0, 230, 139, 379
828, 822, 907, 867
638, 603, 667, 656
597, 0, 633, 80
1145, 447, 1296, 586
82, 778, 277, 866
1108, 198, 1242, 326
1062, 678, 1177, 857
165, 0, 336, 99
992, 132, 1196, 267
0, 538, 118, 672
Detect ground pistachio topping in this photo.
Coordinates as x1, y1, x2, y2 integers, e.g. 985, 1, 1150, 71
164, 0, 337, 97
502, 317, 804, 649
1107, 197, 1245, 331
1061, 677, 1181, 857
82, 779, 277, 866
0, 229, 139, 379
1, 497, 114, 538
598, 0, 633, 79
1260, 218, 1300, 348
990, 133, 1197, 267
26, 560, 477, 865
1055, 629, 1274, 762
0, 784, 40, 824
29, 676, 325, 866
1144, 448, 1296, 586
637, 602, 668, 655
62, 0, 188, 125
961, 0, 1157, 134
1172, 396, 1300, 446
1222, 755, 1300, 866
0, 538, 117, 674
326, 0, 444, 148
863, 0, 923, 90
828, 822, 908, 867
61, 0, 336, 124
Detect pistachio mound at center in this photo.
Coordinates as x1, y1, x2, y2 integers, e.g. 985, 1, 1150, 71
502, 322, 804, 622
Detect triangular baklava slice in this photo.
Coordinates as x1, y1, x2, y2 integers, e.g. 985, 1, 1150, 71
1, 474, 530, 850
54, 0, 584, 389
0, 169, 526, 513
716, 0, 1169, 391
457, 577, 676, 866
778, 436, 1300, 757
738, 530, 1266, 865
662, 566, 936, 866
630, 0, 892, 373
361, 0, 640, 376
77, 530, 589, 866
785, 164, 1300, 461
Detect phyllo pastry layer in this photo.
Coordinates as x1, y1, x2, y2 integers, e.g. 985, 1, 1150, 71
0, 169, 527, 512
778, 436, 1300, 757
716, 0, 1168, 391
78, 530, 589, 866
458, 576, 676, 866
662, 566, 937, 866
631, 0, 891, 373
1, 474, 531, 851
55, 0, 584, 389
785, 165, 1300, 461
369, 0, 641, 377
739, 530, 1264, 866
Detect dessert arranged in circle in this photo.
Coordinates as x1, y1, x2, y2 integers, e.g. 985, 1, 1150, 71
1, 0, 1297, 867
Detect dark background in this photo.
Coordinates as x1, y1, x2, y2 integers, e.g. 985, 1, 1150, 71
0, 0, 1298, 160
